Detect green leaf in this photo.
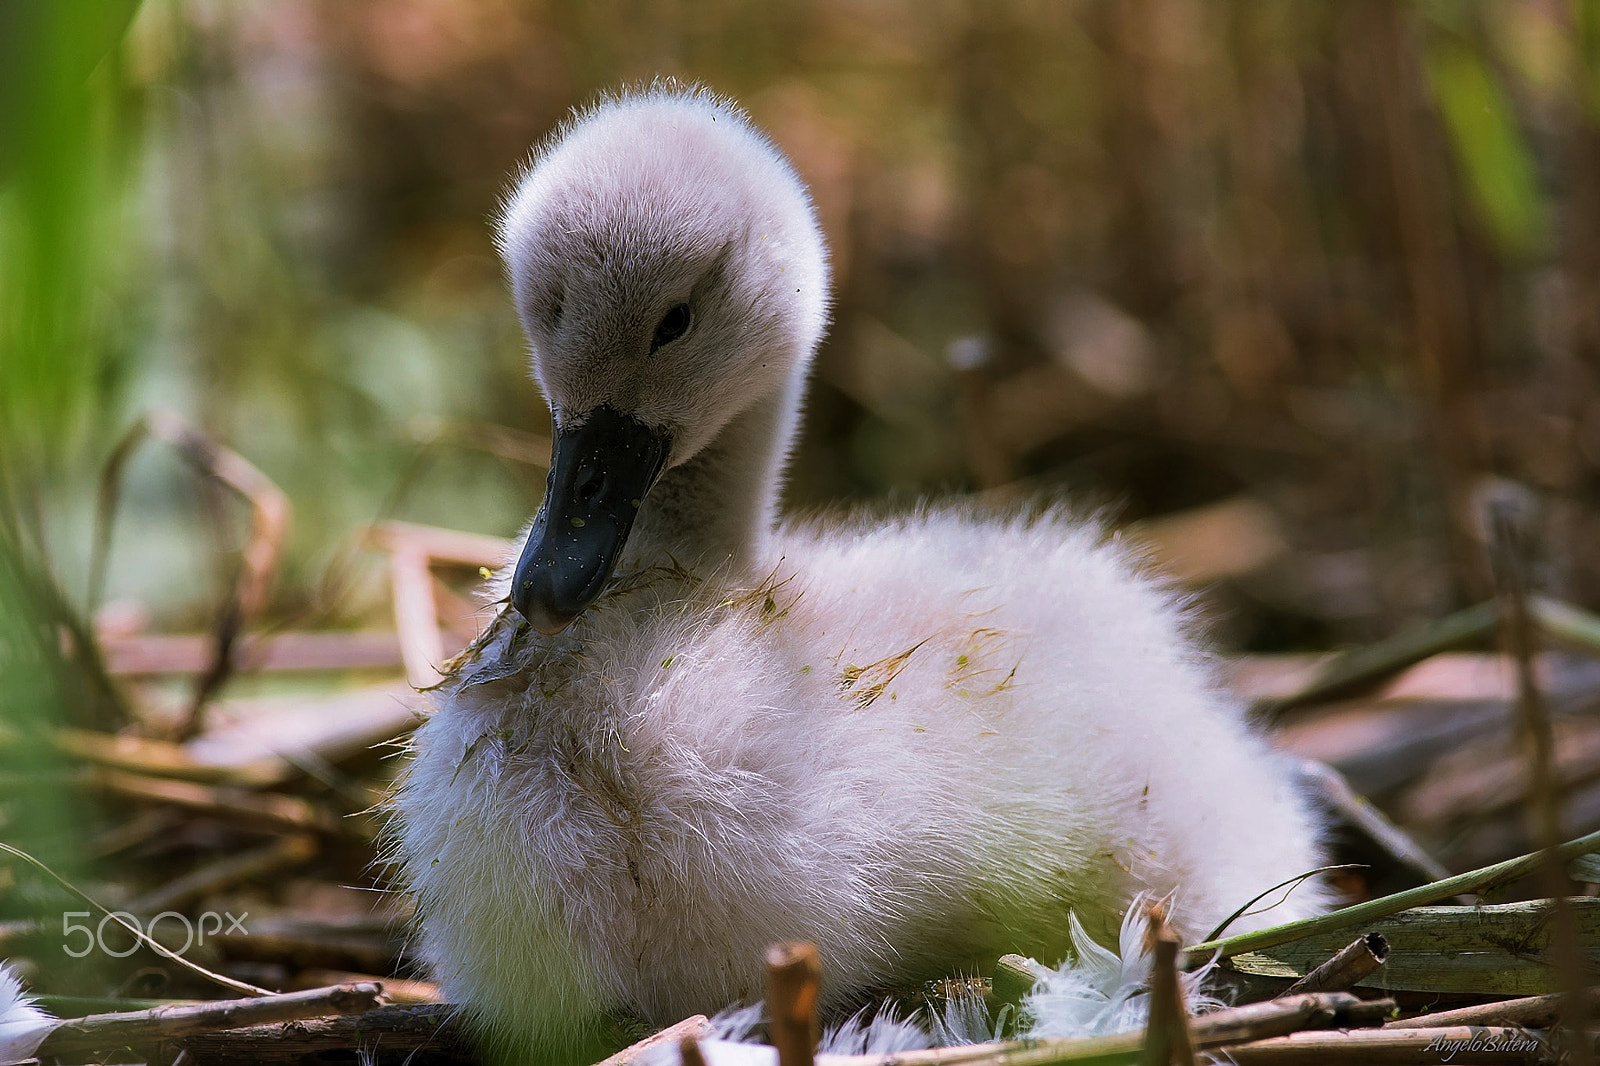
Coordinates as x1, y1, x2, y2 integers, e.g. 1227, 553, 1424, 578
1426, 38, 1549, 256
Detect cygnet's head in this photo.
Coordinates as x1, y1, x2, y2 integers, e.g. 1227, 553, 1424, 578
496, 87, 829, 632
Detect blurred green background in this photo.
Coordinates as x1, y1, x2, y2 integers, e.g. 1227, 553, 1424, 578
6, 0, 1600, 654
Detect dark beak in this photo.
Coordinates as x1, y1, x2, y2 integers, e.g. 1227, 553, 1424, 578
511, 406, 670, 633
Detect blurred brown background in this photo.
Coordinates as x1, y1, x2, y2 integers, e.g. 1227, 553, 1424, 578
15, 0, 1594, 653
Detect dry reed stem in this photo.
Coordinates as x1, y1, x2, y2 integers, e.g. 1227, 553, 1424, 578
1294, 760, 1451, 886
593, 1016, 712, 1066
98, 629, 406, 677
1183, 826, 1600, 966
768, 941, 822, 1066
1282, 932, 1388, 995
166, 1003, 458, 1062
127, 833, 317, 914
35, 982, 385, 1057
1490, 503, 1592, 1066
681, 1036, 712, 1066
366, 520, 512, 568
389, 540, 446, 689
1224, 1025, 1557, 1065
291, 970, 442, 1005
367, 520, 512, 688
0, 841, 272, 998
1386, 986, 1600, 1030
91, 768, 335, 832
90, 410, 292, 740
1139, 909, 1195, 1066
1256, 600, 1497, 718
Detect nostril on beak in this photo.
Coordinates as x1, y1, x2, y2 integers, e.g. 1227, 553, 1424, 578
574, 464, 604, 504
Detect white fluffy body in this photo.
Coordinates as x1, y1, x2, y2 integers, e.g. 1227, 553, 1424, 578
0, 962, 55, 1063
393, 86, 1328, 1064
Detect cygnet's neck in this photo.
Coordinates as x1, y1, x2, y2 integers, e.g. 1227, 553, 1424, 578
624, 369, 805, 577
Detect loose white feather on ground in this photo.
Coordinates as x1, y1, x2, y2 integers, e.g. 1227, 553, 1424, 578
0, 962, 56, 1063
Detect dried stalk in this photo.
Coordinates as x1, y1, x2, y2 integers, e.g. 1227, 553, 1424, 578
99, 629, 405, 678
89, 410, 291, 740
90, 768, 336, 833
1183, 827, 1600, 967
768, 942, 822, 1066
1139, 910, 1195, 1066
170, 1003, 460, 1064
1294, 760, 1450, 887
365, 521, 510, 690
1221, 898, 1597, 996
681, 1036, 712, 1066
1389, 986, 1600, 1030
1531, 596, 1600, 657
1255, 600, 1496, 718
128, 833, 317, 914
1490, 502, 1592, 1066
0, 841, 269, 998
1225, 1025, 1556, 1066
594, 1015, 712, 1066
1283, 933, 1388, 994
36, 983, 384, 1057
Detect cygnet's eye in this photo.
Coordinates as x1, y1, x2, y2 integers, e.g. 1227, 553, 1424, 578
651, 303, 692, 351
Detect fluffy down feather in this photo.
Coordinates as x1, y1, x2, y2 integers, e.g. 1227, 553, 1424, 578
0, 962, 55, 1063
639, 899, 1227, 1066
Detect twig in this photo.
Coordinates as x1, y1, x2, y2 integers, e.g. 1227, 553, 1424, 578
1531, 596, 1600, 657
594, 1015, 711, 1066
290, 970, 441, 1006
1187, 993, 1392, 1048
128, 833, 317, 914
165, 1003, 461, 1064
53, 728, 268, 787
90, 411, 291, 740
388, 539, 445, 689
1219, 898, 1598, 996
1283, 933, 1388, 994
768, 942, 821, 1066
36, 983, 385, 1057
1490, 501, 1592, 1066
1140, 907, 1195, 1066
366, 520, 512, 569
1389, 986, 1600, 1030
681, 1036, 712, 1066
991, 954, 1051, 1007
1183, 827, 1600, 967
99, 629, 405, 678
364, 521, 512, 688
1254, 600, 1497, 718
1294, 760, 1451, 887
90, 768, 337, 833
1225, 1025, 1557, 1065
